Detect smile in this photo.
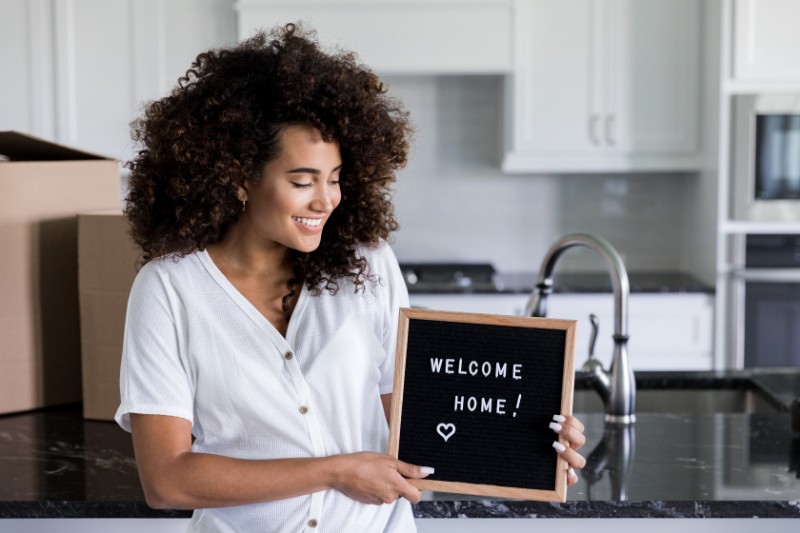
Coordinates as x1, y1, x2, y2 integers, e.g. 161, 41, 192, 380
292, 216, 323, 228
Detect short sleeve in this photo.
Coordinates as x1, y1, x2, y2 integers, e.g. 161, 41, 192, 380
114, 262, 194, 432
373, 243, 410, 395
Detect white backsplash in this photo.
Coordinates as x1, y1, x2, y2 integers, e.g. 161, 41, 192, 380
386, 76, 699, 274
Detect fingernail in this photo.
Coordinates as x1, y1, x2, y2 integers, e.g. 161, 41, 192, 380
549, 422, 562, 432
552, 441, 566, 453
420, 466, 435, 475
568, 467, 577, 479
553, 414, 566, 423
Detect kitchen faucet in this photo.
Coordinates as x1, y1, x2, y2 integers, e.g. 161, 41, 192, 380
525, 234, 636, 424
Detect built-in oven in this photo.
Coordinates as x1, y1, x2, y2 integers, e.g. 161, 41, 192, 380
737, 235, 800, 368
732, 94, 800, 222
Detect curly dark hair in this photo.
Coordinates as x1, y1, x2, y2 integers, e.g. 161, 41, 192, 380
125, 23, 411, 292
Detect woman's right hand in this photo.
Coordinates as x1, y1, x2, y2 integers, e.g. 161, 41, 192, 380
330, 452, 431, 505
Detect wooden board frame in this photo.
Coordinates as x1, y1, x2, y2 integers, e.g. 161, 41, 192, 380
387, 308, 576, 502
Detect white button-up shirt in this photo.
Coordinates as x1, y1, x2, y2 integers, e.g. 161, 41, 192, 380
115, 243, 414, 532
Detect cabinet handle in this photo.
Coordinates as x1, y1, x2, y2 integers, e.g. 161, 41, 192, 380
605, 115, 616, 146
589, 114, 601, 145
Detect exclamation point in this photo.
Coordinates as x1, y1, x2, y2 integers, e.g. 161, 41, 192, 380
513, 394, 522, 417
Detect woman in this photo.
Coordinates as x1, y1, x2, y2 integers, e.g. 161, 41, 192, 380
116, 23, 586, 532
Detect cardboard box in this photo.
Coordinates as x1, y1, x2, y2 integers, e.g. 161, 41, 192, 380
78, 211, 141, 421
0, 131, 120, 415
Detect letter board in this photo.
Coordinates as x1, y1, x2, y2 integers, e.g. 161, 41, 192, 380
388, 308, 576, 501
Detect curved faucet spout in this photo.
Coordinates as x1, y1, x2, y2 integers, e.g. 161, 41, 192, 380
526, 234, 636, 424
525, 234, 629, 337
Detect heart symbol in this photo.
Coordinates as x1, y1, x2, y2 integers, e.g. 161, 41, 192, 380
436, 423, 456, 442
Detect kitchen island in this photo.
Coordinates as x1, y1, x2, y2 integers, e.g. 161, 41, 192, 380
1, 370, 798, 522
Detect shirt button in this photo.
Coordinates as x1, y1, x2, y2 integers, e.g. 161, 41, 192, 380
299, 405, 309, 414
284, 351, 294, 360
308, 519, 318, 528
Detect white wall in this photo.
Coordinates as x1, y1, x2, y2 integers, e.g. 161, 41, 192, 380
388, 76, 703, 274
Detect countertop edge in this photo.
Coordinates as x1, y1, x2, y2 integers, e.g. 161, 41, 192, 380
3, 500, 799, 519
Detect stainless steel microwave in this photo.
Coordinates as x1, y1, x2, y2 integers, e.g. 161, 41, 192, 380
732, 94, 800, 222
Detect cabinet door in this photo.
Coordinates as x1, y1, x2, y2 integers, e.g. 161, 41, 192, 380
733, 0, 800, 82
547, 293, 714, 371
237, 1, 513, 75
506, 0, 598, 157
503, 0, 701, 173
408, 294, 529, 316
605, 0, 700, 154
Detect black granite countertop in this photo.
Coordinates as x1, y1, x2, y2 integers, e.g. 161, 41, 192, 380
1, 370, 798, 519
586, 368, 800, 411
408, 271, 714, 295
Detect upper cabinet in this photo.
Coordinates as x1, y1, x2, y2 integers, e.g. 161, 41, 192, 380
235, 0, 513, 75
503, 0, 702, 173
732, 0, 800, 84
0, 0, 239, 161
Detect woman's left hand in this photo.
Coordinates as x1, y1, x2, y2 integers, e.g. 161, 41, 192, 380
549, 414, 587, 486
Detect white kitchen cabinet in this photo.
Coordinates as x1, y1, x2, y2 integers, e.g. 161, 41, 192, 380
732, 0, 800, 83
503, 0, 701, 173
0, 0, 237, 162
235, 0, 513, 75
409, 292, 714, 371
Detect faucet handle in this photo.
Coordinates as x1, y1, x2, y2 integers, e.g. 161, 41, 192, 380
582, 313, 604, 374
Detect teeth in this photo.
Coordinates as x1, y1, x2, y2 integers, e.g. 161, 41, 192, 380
293, 216, 322, 227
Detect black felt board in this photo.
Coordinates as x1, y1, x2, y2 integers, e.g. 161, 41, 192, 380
389, 309, 575, 501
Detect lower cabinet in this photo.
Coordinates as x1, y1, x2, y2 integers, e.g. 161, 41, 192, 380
408, 293, 714, 371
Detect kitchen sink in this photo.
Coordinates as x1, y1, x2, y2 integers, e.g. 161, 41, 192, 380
573, 386, 781, 415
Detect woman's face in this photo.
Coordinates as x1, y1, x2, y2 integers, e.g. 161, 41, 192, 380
241, 125, 342, 253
